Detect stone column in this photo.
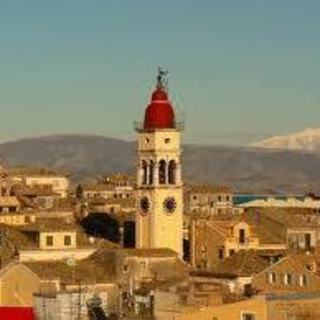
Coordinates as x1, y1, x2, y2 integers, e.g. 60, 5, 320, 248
146, 162, 150, 185
137, 165, 144, 186
153, 162, 159, 186
165, 161, 169, 185
176, 162, 182, 186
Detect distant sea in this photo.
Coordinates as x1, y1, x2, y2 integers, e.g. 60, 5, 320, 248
233, 194, 305, 205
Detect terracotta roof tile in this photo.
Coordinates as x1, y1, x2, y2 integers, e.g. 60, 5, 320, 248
212, 250, 273, 277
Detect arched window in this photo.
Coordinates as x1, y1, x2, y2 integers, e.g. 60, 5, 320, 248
159, 160, 166, 185
142, 160, 147, 185
168, 160, 176, 184
149, 160, 154, 185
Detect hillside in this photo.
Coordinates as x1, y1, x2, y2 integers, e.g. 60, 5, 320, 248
1, 134, 320, 193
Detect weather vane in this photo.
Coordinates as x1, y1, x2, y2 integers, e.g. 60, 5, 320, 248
156, 67, 169, 90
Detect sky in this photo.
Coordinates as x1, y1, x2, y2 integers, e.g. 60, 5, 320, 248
0, 0, 320, 145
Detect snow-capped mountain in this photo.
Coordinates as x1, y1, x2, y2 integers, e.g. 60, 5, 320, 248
251, 128, 320, 151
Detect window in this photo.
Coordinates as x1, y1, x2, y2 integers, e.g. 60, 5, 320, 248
283, 273, 292, 285
164, 138, 170, 144
193, 196, 197, 200
145, 137, 150, 143
46, 236, 53, 247
218, 249, 224, 259
226, 195, 230, 202
229, 249, 235, 256
159, 160, 166, 184
217, 195, 222, 202
244, 284, 253, 297
149, 160, 154, 185
268, 272, 276, 284
287, 273, 292, 285
305, 233, 311, 250
239, 229, 246, 244
64, 235, 72, 246
242, 313, 256, 320
168, 160, 176, 185
299, 275, 307, 287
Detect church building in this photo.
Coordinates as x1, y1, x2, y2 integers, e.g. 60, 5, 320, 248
135, 70, 183, 258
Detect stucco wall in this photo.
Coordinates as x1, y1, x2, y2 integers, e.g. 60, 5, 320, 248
39, 232, 76, 250
0, 264, 40, 306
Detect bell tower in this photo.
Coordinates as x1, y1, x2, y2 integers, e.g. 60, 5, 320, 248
135, 69, 183, 258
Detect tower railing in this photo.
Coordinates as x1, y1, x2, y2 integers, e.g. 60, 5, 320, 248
133, 121, 185, 132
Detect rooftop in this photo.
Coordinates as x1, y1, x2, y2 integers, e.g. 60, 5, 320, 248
0, 196, 20, 207
187, 184, 233, 194
9, 167, 68, 178
243, 209, 287, 244
17, 218, 76, 233
119, 248, 178, 258
23, 251, 117, 284
0, 224, 37, 266
12, 184, 59, 197
212, 250, 274, 277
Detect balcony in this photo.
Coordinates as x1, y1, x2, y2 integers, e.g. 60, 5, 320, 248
133, 121, 185, 132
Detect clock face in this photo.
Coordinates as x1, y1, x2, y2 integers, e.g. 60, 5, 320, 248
139, 197, 150, 215
163, 197, 177, 214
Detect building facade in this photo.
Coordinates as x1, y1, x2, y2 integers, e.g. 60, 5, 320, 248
185, 185, 233, 216
190, 218, 286, 270
9, 168, 70, 198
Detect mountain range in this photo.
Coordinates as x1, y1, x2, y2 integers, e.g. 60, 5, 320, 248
1, 134, 320, 194
251, 128, 320, 152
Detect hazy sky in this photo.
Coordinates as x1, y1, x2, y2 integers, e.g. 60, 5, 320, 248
0, 0, 320, 145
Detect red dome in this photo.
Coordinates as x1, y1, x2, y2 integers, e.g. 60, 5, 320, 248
151, 89, 168, 101
143, 88, 175, 130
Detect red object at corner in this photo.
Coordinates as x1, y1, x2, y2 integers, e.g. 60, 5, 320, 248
0, 307, 35, 320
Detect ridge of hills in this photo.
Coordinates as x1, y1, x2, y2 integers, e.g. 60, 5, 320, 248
1, 134, 320, 193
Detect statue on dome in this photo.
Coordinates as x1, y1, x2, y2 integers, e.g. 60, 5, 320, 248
156, 67, 169, 90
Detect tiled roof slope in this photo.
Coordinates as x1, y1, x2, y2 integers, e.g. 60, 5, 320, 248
24, 250, 117, 284
212, 250, 273, 277
244, 208, 287, 244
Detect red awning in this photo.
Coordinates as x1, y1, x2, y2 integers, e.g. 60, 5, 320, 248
0, 307, 34, 320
